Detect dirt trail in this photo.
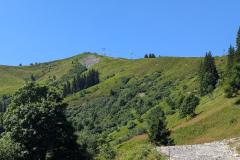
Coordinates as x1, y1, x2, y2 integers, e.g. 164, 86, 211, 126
157, 138, 240, 160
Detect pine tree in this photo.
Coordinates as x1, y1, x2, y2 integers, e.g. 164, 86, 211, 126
79, 76, 85, 90
30, 74, 36, 81
66, 81, 72, 94
151, 54, 156, 58
76, 74, 81, 91
72, 77, 77, 93
236, 27, 240, 55
227, 45, 235, 72
144, 54, 149, 58
93, 70, 100, 85
199, 52, 219, 96
146, 107, 173, 145
225, 64, 240, 97
63, 84, 68, 97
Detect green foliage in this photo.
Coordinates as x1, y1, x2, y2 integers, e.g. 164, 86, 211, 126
199, 52, 219, 96
146, 107, 173, 145
227, 45, 236, 72
179, 93, 199, 118
225, 65, 240, 98
225, 29, 240, 98
2, 83, 88, 160
98, 142, 116, 160
237, 27, 240, 55
63, 69, 100, 97
166, 92, 185, 111
0, 133, 23, 160
0, 52, 230, 159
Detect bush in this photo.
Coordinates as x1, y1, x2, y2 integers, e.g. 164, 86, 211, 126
225, 65, 240, 98
146, 107, 173, 145
98, 143, 116, 160
179, 94, 200, 118
0, 133, 23, 160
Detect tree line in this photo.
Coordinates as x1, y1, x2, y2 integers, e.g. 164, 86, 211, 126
63, 69, 99, 97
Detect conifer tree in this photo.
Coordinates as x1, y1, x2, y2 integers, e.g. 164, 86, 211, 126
63, 69, 99, 96
63, 84, 68, 97
236, 27, 240, 55
30, 74, 36, 82
225, 64, 240, 97
148, 53, 156, 58
76, 74, 81, 91
66, 81, 72, 95
227, 45, 235, 72
72, 77, 77, 93
146, 107, 173, 145
144, 54, 149, 58
199, 52, 219, 96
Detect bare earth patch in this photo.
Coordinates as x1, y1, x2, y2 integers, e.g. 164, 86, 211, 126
79, 55, 100, 68
157, 138, 240, 160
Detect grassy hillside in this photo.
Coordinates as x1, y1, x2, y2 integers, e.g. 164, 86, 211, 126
0, 53, 100, 95
1, 53, 239, 159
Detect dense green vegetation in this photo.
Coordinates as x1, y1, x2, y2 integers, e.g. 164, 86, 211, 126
0, 29, 240, 159
199, 52, 219, 96
63, 69, 99, 97
1, 83, 89, 159
146, 107, 172, 145
179, 94, 200, 118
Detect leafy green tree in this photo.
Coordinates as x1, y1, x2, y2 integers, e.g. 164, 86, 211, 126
146, 107, 173, 145
199, 52, 219, 96
3, 83, 89, 159
0, 132, 23, 160
98, 143, 116, 160
97, 135, 116, 160
179, 94, 199, 118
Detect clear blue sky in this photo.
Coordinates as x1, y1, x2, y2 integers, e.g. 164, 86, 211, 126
0, 0, 240, 65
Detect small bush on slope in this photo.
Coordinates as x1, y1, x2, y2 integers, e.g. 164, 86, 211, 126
146, 107, 173, 146
179, 93, 200, 118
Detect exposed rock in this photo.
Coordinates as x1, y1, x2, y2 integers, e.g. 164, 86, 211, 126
79, 55, 100, 68
157, 139, 240, 160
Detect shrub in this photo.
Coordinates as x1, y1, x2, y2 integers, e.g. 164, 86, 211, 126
127, 121, 137, 130
146, 107, 173, 145
0, 133, 23, 159
179, 94, 200, 118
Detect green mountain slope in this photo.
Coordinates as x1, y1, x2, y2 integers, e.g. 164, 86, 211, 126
1, 53, 237, 159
